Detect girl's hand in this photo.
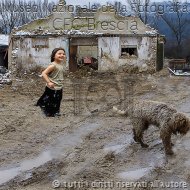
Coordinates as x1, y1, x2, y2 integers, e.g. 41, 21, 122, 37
47, 81, 55, 88
42, 65, 55, 86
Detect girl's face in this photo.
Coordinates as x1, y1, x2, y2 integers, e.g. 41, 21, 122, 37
54, 50, 66, 63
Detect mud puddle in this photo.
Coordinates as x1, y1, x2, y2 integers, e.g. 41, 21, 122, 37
0, 150, 52, 185
0, 122, 100, 186
102, 131, 166, 181
118, 167, 152, 181
103, 134, 133, 154
0, 167, 20, 185
48, 122, 100, 157
115, 138, 166, 182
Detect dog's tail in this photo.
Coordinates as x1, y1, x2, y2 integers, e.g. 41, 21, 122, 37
113, 106, 128, 116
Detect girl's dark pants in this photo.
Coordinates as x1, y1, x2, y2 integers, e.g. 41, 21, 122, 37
36, 86, 62, 117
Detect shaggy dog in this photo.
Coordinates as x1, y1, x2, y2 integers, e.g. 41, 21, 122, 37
113, 100, 190, 155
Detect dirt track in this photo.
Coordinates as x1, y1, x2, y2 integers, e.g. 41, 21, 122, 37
1, 66, 190, 190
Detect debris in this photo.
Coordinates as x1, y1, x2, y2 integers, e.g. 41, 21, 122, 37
168, 59, 190, 76
139, 63, 148, 72
0, 66, 12, 85
168, 67, 190, 76
91, 109, 99, 113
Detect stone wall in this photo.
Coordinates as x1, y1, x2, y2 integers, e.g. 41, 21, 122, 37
98, 36, 157, 72
10, 36, 69, 76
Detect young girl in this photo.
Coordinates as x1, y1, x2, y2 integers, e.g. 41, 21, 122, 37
36, 48, 66, 117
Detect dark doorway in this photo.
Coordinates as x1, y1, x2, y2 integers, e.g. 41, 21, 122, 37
69, 45, 78, 72
69, 37, 98, 72
0, 47, 8, 69
156, 42, 164, 71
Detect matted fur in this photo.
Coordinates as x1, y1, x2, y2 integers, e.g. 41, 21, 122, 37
113, 100, 190, 155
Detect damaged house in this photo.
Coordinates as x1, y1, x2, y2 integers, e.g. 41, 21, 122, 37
9, 2, 164, 74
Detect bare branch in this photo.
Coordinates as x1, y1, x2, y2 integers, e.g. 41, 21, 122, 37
0, 0, 54, 34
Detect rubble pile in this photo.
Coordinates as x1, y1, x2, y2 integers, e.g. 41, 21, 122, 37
0, 66, 12, 87
66, 68, 96, 79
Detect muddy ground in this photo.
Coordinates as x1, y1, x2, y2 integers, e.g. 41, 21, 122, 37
1, 63, 190, 190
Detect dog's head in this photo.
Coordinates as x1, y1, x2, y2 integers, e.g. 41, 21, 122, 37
170, 113, 190, 135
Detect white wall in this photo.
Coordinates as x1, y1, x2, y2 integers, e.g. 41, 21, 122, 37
98, 36, 157, 71
119, 36, 157, 68
98, 37, 120, 70
13, 36, 69, 72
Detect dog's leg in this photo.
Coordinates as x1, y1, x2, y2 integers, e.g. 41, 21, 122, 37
133, 120, 149, 148
160, 128, 174, 155
138, 121, 149, 148
138, 133, 149, 148
163, 138, 174, 155
132, 128, 138, 142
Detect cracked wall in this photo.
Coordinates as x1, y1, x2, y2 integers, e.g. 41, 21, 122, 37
10, 36, 69, 76
98, 36, 157, 72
